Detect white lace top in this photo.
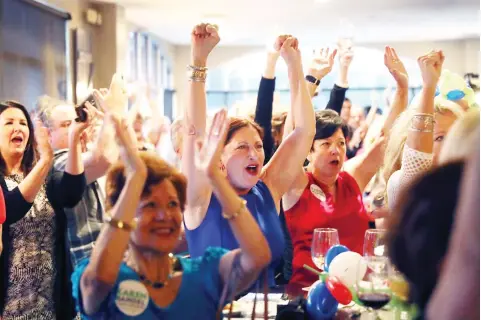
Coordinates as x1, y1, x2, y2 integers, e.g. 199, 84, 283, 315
387, 145, 433, 211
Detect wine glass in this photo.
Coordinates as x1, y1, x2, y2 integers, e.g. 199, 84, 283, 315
311, 228, 339, 271
363, 229, 387, 273
355, 256, 392, 320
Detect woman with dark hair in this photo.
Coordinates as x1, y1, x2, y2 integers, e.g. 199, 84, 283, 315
282, 46, 409, 286
0, 100, 89, 319
183, 24, 315, 287
387, 161, 464, 319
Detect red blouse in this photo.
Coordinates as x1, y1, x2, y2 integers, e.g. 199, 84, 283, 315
284, 171, 369, 286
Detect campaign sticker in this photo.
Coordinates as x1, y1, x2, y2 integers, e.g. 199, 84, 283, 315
115, 280, 150, 316
310, 184, 326, 202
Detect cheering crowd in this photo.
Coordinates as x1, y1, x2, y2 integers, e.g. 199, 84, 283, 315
0, 23, 479, 319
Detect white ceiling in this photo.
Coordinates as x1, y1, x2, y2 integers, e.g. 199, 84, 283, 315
104, 0, 480, 46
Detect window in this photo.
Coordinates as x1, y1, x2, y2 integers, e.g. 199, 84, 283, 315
0, 0, 69, 109
205, 47, 422, 114
126, 31, 175, 119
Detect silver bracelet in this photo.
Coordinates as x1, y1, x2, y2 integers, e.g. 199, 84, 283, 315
409, 113, 434, 132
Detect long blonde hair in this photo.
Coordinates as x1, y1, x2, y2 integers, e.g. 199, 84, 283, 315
382, 95, 465, 183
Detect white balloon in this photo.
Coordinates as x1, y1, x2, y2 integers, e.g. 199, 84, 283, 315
328, 251, 366, 287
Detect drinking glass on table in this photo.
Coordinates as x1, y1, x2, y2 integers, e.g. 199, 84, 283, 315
355, 256, 392, 320
363, 229, 387, 273
311, 228, 339, 271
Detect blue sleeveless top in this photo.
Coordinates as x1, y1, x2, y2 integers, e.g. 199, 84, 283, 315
71, 247, 228, 319
185, 181, 285, 286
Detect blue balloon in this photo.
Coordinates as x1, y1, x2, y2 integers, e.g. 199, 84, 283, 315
324, 245, 350, 272
446, 89, 465, 101
306, 281, 339, 319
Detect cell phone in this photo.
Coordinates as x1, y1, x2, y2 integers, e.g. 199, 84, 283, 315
75, 93, 97, 122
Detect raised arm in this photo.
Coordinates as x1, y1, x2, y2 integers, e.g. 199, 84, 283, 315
48, 104, 95, 208
254, 39, 282, 163
344, 47, 410, 192
182, 23, 220, 230
284, 46, 336, 137
76, 87, 125, 184
263, 37, 316, 203
381, 46, 409, 136
15, 122, 53, 204
79, 115, 147, 316
198, 109, 271, 294
407, 50, 444, 152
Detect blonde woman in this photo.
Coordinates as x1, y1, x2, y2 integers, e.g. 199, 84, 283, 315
383, 51, 466, 210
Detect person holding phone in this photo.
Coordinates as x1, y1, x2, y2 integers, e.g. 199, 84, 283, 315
34, 76, 125, 269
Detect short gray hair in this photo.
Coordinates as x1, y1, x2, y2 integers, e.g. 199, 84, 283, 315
35, 95, 71, 129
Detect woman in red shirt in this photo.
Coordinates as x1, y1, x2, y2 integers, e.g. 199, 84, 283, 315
282, 46, 409, 287
283, 110, 386, 286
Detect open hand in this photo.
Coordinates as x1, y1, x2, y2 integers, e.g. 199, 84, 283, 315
309, 47, 338, 80
191, 23, 220, 66
195, 109, 229, 178
94, 75, 128, 115
110, 113, 145, 174
35, 120, 53, 162
384, 46, 408, 89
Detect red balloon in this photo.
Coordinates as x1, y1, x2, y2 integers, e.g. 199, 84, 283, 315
326, 276, 353, 305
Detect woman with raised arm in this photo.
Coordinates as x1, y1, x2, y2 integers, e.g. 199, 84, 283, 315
281, 46, 408, 286
0, 100, 89, 319
384, 50, 468, 211
183, 24, 315, 287
73, 109, 270, 319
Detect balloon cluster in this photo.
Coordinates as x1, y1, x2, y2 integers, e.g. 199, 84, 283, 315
306, 245, 366, 319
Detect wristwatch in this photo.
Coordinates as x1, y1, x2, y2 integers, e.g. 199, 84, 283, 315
305, 75, 321, 86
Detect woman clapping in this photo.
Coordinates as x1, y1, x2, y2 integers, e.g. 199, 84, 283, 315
73, 109, 270, 319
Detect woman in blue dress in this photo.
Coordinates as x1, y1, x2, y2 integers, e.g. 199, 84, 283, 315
72, 108, 271, 319
183, 24, 316, 286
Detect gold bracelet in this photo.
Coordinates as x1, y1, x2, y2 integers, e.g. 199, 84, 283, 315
222, 199, 247, 220
187, 64, 208, 72
104, 215, 137, 231
187, 65, 207, 82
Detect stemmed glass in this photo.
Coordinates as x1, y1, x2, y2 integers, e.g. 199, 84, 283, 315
355, 256, 392, 320
311, 228, 340, 271
363, 229, 387, 273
